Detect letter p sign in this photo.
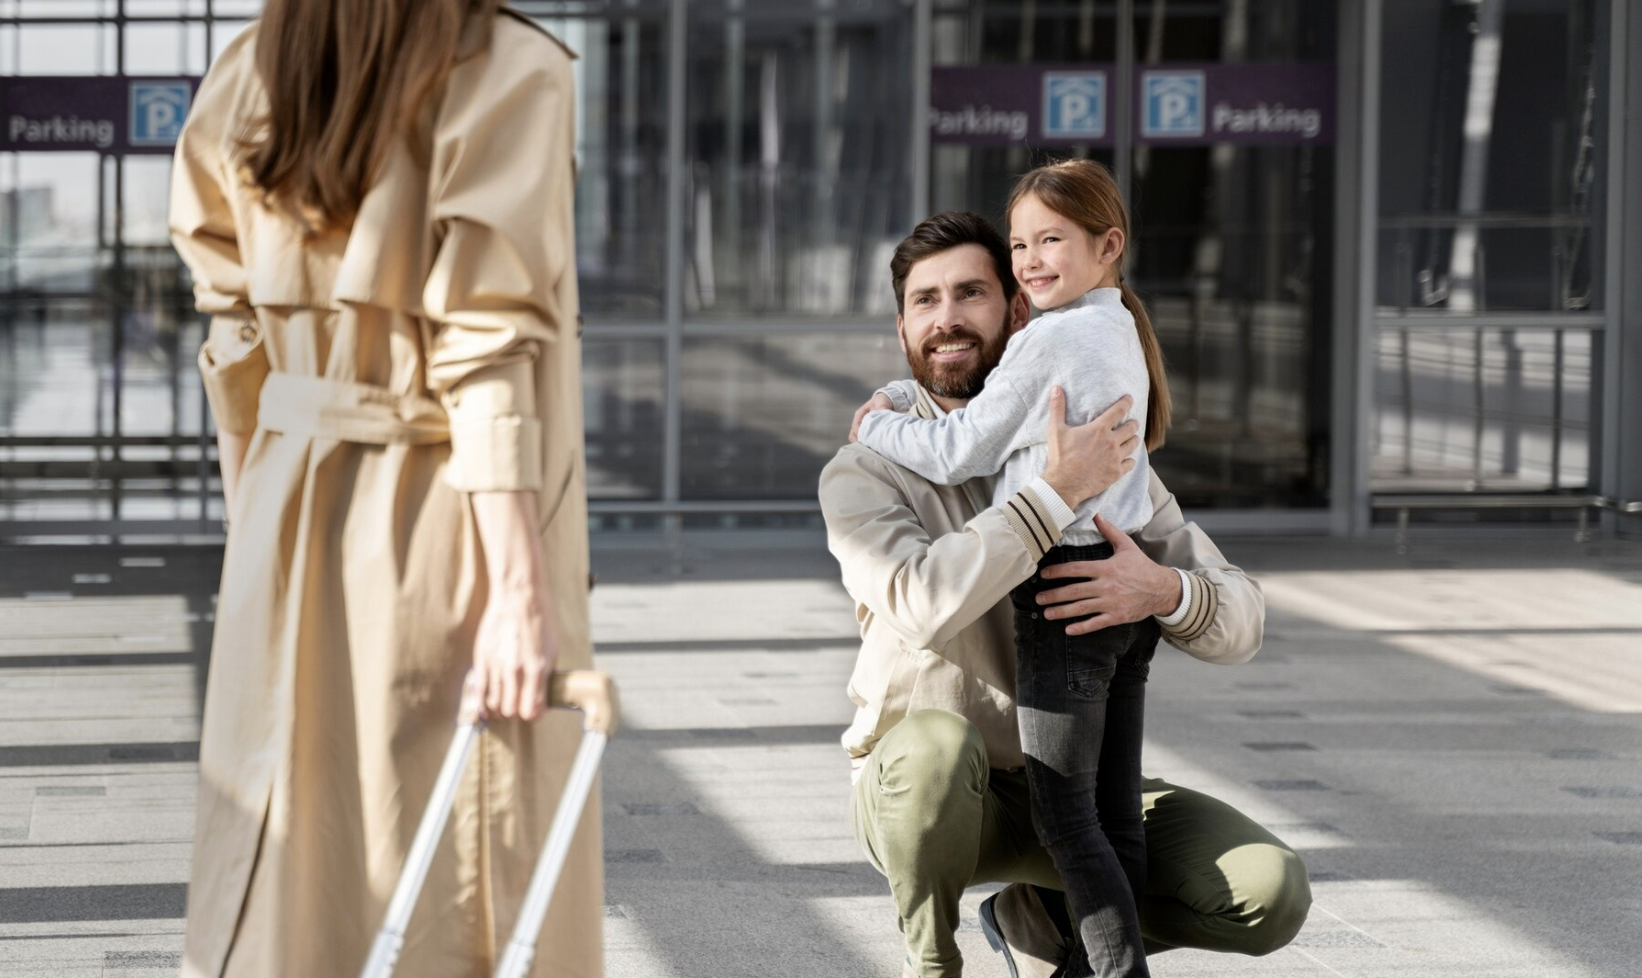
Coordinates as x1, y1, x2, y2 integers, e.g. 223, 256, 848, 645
130, 82, 191, 148
1042, 73, 1107, 139
1142, 72, 1205, 138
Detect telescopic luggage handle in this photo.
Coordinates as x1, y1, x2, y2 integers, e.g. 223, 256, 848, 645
359, 669, 620, 978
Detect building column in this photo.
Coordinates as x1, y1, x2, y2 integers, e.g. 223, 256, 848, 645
1602, 0, 1640, 536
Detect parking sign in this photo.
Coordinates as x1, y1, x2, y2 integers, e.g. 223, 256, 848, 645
130, 82, 191, 147
1042, 72, 1106, 139
1142, 71, 1204, 137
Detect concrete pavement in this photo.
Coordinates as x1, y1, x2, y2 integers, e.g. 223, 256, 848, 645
0, 530, 1639, 977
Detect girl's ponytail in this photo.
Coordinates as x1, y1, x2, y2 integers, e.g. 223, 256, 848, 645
1118, 278, 1171, 451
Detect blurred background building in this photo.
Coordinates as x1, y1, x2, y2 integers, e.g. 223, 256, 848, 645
0, 0, 1638, 541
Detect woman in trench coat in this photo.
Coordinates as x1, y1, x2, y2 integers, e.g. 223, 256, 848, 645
167, 2, 599, 975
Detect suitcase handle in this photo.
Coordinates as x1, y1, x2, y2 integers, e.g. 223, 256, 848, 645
362, 669, 617, 978
548, 669, 621, 735
456, 668, 620, 734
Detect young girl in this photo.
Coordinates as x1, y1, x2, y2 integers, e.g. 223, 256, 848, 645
855, 159, 1170, 978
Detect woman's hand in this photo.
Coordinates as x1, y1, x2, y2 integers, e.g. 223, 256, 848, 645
470, 491, 558, 721
849, 392, 895, 443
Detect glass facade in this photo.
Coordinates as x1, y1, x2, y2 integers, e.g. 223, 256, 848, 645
0, 0, 1637, 539
930, 0, 1334, 511
1371, 0, 1608, 496
683, 1, 913, 319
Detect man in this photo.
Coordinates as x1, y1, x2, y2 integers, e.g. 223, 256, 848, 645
821, 211, 1310, 978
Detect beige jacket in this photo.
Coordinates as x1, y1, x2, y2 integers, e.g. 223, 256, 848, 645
821, 387, 1264, 775
169, 12, 598, 978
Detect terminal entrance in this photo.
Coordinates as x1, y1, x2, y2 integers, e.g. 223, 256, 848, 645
928, 1, 1338, 516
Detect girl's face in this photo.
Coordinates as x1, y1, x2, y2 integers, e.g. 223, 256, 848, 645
1008, 192, 1123, 311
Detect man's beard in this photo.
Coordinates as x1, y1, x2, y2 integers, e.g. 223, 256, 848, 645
908, 319, 1011, 400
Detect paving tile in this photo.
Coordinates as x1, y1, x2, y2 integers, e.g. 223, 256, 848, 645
607, 849, 666, 864
0, 743, 198, 768
622, 803, 700, 816
1289, 929, 1384, 948
1562, 786, 1642, 799
0, 883, 187, 923
104, 949, 182, 968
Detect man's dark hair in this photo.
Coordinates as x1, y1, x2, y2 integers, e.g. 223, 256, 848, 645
889, 210, 1018, 313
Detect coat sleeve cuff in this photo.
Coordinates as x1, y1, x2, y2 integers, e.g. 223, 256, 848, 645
1001, 482, 1063, 562
443, 416, 544, 492
196, 314, 269, 436
1160, 572, 1218, 643
440, 361, 543, 492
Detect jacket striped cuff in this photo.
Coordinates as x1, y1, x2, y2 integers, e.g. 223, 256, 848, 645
1160, 573, 1217, 643
1002, 483, 1062, 561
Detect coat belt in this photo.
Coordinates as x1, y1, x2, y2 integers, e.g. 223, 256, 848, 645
258, 373, 450, 445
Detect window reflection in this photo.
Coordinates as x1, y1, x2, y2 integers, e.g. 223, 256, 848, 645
680, 332, 904, 500
551, 12, 669, 318
1134, 142, 1332, 510
4, 153, 100, 295
929, 0, 1335, 511
1373, 327, 1592, 491
583, 338, 664, 500
683, 0, 913, 318
1376, 0, 1603, 313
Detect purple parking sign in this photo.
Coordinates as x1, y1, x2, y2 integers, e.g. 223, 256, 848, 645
931, 64, 1111, 147
0, 77, 201, 154
930, 63, 1334, 147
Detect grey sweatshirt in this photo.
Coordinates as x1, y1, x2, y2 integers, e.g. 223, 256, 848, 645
857, 287, 1153, 544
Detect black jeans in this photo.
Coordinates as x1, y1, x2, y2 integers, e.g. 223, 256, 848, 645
1011, 542, 1161, 978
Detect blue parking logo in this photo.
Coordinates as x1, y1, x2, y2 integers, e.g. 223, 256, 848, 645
1042, 72, 1106, 139
1142, 71, 1204, 137
130, 82, 191, 147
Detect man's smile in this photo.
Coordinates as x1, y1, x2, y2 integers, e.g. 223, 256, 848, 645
928, 340, 978, 362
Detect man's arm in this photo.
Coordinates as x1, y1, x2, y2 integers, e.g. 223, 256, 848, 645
823, 391, 1140, 650
1034, 471, 1263, 663
820, 446, 1059, 650
1133, 471, 1263, 663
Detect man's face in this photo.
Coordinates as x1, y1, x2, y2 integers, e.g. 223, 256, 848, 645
896, 243, 1026, 401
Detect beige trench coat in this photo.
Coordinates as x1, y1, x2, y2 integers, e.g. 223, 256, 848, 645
168, 12, 599, 978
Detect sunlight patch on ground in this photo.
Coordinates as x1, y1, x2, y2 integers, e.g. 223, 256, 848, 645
1260, 569, 1642, 713
592, 579, 857, 644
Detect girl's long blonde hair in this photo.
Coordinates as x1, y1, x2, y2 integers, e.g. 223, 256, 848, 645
1007, 159, 1171, 451
241, 0, 501, 234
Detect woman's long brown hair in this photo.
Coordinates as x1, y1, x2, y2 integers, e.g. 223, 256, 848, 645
241, 0, 501, 234
1006, 159, 1172, 451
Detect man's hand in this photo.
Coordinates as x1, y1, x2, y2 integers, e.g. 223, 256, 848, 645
849, 392, 896, 443
1041, 389, 1141, 509
1038, 513, 1183, 635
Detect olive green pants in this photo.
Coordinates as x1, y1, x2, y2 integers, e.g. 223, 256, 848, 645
852, 710, 1312, 977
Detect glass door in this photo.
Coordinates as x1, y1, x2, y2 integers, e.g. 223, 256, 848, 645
1370, 0, 1607, 499
928, 0, 1337, 517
